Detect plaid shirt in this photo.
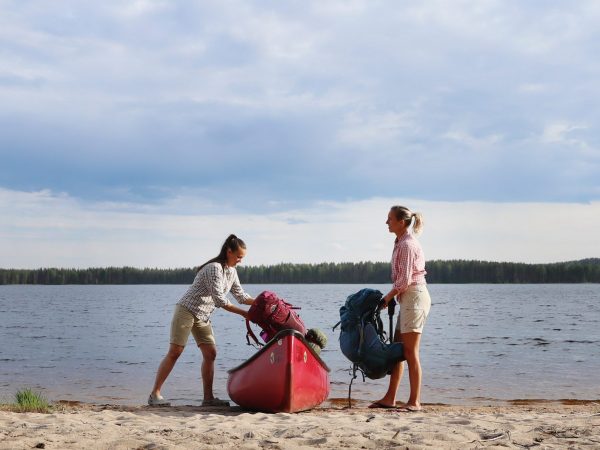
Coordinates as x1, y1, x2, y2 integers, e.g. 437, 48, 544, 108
177, 262, 251, 322
391, 232, 427, 294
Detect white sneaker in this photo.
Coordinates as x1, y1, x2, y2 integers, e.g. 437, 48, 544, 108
148, 393, 170, 406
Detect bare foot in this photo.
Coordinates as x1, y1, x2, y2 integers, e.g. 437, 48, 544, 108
398, 404, 422, 412
368, 400, 397, 409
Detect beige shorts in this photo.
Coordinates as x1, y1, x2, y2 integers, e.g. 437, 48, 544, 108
395, 284, 431, 334
170, 304, 216, 346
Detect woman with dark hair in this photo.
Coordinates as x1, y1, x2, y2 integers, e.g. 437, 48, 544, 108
370, 206, 431, 412
148, 234, 254, 407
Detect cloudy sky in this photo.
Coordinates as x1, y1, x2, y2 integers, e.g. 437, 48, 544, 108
1, 1, 599, 268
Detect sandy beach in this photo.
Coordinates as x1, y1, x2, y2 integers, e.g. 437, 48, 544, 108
1, 400, 599, 449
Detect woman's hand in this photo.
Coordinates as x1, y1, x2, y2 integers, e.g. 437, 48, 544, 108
383, 288, 399, 305
223, 303, 249, 319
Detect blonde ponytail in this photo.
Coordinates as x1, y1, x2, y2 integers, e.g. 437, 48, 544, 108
390, 205, 424, 235
412, 212, 424, 235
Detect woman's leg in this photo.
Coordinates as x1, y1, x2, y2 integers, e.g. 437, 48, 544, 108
371, 329, 404, 407
199, 343, 217, 401
151, 343, 184, 397
152, 304, 193, 399
400, 331, 423, 408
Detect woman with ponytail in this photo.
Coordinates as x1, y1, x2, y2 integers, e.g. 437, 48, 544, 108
148, 234, 254, 407
370, 206, 431, 412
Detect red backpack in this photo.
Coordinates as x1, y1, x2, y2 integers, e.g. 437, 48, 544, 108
246, 291, 306, 345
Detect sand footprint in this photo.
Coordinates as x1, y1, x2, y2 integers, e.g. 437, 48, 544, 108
447, 419, 471, 425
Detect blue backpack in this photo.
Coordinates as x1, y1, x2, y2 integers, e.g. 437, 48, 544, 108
336, 288, 405, 381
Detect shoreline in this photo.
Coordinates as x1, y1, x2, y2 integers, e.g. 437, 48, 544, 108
2, 400, 599, 449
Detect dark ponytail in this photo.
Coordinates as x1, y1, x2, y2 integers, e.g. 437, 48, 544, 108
197, 234, 246, 272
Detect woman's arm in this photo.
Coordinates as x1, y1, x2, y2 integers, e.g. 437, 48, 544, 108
222, 303, 249, 319
230, 271, 254, 305
392, 244, 413, 295
206, 264, 230, 307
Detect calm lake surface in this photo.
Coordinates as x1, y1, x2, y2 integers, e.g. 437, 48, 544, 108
1, 284, 599, 406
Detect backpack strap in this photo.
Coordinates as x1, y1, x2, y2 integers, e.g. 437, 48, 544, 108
387, 297, 396, 344
283, 300, 301, 310
347, 362, 366, 409
245, 318, 263, 347
357, 312, 369, 359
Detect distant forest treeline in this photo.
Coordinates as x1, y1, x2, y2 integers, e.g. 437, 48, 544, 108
1, 259, 599, 285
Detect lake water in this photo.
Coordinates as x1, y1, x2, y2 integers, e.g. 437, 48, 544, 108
1, 284, 599, 406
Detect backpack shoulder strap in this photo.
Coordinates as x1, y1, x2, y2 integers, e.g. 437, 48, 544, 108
246, 318, 263, 347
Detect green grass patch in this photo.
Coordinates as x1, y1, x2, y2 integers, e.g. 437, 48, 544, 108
11, 388, 51, 413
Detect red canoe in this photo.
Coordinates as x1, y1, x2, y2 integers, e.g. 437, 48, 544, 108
227, 329, 330, 413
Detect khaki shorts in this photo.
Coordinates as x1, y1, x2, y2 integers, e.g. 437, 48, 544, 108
170, 304, 216, 346
395, 284, 431, 334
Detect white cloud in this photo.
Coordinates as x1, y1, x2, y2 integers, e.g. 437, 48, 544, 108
443, 130, 503, 149
517, 83, 550, 94
1, 0, 599, 207
1, 188, 598, 269
540, 122, 599, 158
112, 1, 171, 18
542, 122, 588, 144
337, 110, 417, 149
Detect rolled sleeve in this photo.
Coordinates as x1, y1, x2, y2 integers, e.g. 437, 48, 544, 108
393, 245, 413, 294
207, 264, 231, 308
229, 271, 250, 304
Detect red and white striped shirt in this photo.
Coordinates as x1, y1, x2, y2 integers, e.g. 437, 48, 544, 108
391, 232, 427, 294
